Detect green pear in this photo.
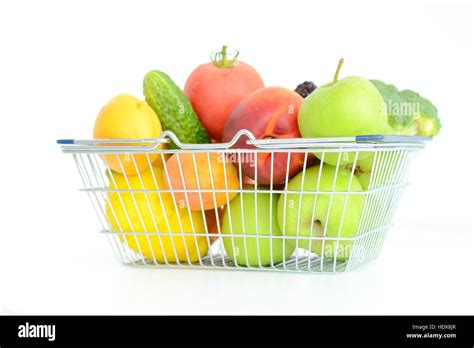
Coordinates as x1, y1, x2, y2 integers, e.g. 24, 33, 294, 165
277, 164, 365, 260
298, 59, 393, 166
222, 188, 295, 267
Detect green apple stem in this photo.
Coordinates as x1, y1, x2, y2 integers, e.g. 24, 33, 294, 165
211, 45, 239, 68
333, 58, 344, 84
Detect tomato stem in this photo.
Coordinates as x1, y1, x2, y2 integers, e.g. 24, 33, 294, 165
221, 45, 228, 66
211, 45, 239, 68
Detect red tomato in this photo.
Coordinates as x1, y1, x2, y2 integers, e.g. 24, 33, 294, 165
184, 47, 264, 142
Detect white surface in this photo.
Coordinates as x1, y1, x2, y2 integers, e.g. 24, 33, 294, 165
0, 0, 473, 315
2, 217, 473, 315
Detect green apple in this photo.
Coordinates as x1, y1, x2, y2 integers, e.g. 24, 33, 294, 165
355, 171, 371, 191
354, 155, 374, 190
353, 150, 405, 190
298, 59, 393, 166
222, 188, 296, 267
277, 164, 364, 260
356, 154, 375, 173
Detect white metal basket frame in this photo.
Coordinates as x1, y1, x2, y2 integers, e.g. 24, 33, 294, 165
58, 130, 428, 274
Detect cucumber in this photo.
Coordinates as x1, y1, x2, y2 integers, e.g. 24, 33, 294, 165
143, 70, 210, 149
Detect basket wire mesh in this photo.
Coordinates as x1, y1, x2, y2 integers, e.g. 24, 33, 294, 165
58, 130, 426, 274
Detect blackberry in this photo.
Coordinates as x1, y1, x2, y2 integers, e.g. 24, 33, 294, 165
295, 81, 317, 98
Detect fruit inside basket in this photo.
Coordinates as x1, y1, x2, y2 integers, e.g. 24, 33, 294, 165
58, 47, 439, 274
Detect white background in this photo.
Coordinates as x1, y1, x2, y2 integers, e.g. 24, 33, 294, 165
0, 0, 472, 314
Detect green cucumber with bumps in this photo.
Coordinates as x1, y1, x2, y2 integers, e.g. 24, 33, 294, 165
143, 70, 210, 149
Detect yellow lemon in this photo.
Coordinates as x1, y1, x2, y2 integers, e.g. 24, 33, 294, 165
94, 94, 164, 175
105, 166, 209, 263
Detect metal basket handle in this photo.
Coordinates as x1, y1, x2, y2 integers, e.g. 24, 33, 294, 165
57, 130, 430, 151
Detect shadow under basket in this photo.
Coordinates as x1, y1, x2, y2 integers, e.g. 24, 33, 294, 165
58, 130, 429, 274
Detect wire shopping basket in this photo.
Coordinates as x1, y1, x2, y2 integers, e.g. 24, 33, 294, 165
57, 130, 429, 274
